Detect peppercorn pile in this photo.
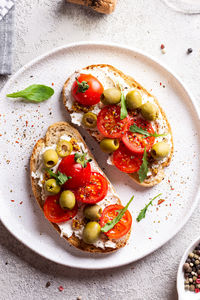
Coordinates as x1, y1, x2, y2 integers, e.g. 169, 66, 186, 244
183, 243, 200, 293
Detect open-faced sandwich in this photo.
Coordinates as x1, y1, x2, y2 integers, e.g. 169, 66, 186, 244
30, 122, 132, 253
62, 64, 174, 187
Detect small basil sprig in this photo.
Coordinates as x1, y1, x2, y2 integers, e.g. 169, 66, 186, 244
75, 78, 89, 93
136, 193, 162, 222
74, 152, 92, 168
130, 124, 167, 138
7, 84, 54, 102
46, 169, 71, 186
101, 196, 134, 233
138, 147, 148, 183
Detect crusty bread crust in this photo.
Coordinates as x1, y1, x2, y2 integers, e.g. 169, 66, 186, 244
30, 121, 130, 253
62, 64, 174, 187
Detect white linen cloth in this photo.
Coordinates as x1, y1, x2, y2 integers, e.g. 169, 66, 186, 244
0, 0, 14, 21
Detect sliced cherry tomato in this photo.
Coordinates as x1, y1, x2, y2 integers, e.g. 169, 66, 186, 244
71, 74, 104, 106
122, 117, 155, 154
113, 143, 142, 173
97, 105, 131, 138
75, 172, 108, 204
58, 154, 91, 189
43, 194, 78, 223
100, 204, 132, 239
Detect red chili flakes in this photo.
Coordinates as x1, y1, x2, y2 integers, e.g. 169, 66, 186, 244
58, 286, 64, 292
52, 82, 54, 86
171, 187, 175, 191
19, 201, 23, 205
11, 200, 15, 202
26, 121, 28, 127
148, 237, 152, 240
160, 82, 162, 86
31, 125, 34, 127
160, 44, 165, 49
168, 179, 170, 183
169, 203, 171, 206
158, 199, 165, 205
15, 141, 19, 144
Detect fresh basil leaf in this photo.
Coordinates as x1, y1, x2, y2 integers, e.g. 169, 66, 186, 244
130, 124, 167, 138
120, 91, 128, 120
6, 84, 54, 102
138, 147, 148, 183
136, 193, 162, 222
46, 169, 71, 186
74, 152, 92, 168
101, 196, 134, 233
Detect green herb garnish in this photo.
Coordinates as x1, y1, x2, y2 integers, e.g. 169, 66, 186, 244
74, 152, 92, 168
75, 78, 89, 93
136, 193, 162, 222
138, 147, 148, 183
101, 196, 134, 233
7, 84, 54, 102
120, 90, 128, 120
47, 169, 71, 186
130, 124, 167, 138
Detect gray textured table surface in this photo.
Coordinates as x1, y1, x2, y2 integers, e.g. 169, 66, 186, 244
1, 1, 200, 299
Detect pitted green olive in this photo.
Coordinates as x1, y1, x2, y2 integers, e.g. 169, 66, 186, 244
56, 140, 73, 157
151, 142, 170, 160
82, 221, 101, 244
100, 138, 119, 153
43, 149, 58, 168
83, 205, 102, 221
126, 90, 142, 110
59, 190, 76, 210
140, 102, 159, 121
82, 112, 97, 128
101, 88, 121, 105
45, 179, 61, 194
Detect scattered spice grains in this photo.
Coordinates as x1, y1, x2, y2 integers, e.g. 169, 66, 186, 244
45, 281, 51, 288
183, 243, 200, 293
58, 286, 64, 292
187, 48, 193, 54
160, 44, 166, 54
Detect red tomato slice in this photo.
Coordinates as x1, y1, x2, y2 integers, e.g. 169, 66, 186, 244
122, 117, 155, 154
97, 105, 131, 138
100, 204, 132, 239
71, 74, 104, 106
43, 194, 78, 224
58, 154, 91, 189
113, 143, 142, 173
75, 172, 108, 204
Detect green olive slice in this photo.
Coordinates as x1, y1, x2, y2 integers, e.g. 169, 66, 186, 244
140, 102, 159, 121
45, 179, 61, 194
126, 90, 142, 110
59, 190, 76, 210
82, 221, 101, 244
151, 142, 170, 160
101, 88, 121, 105
56, 140, 73, 158
83, 205, 102, 221
100, 138, 119, 153
82, 112, 97, 128
43, 149, 58, 168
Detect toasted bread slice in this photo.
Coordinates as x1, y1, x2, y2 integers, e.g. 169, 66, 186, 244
30, 122, 131, 253
62, 64, 174, 187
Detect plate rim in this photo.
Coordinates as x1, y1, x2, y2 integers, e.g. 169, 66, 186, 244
1, 41, 200, 270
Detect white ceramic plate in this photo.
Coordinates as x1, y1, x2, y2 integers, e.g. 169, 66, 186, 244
0, 42, 200, 270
